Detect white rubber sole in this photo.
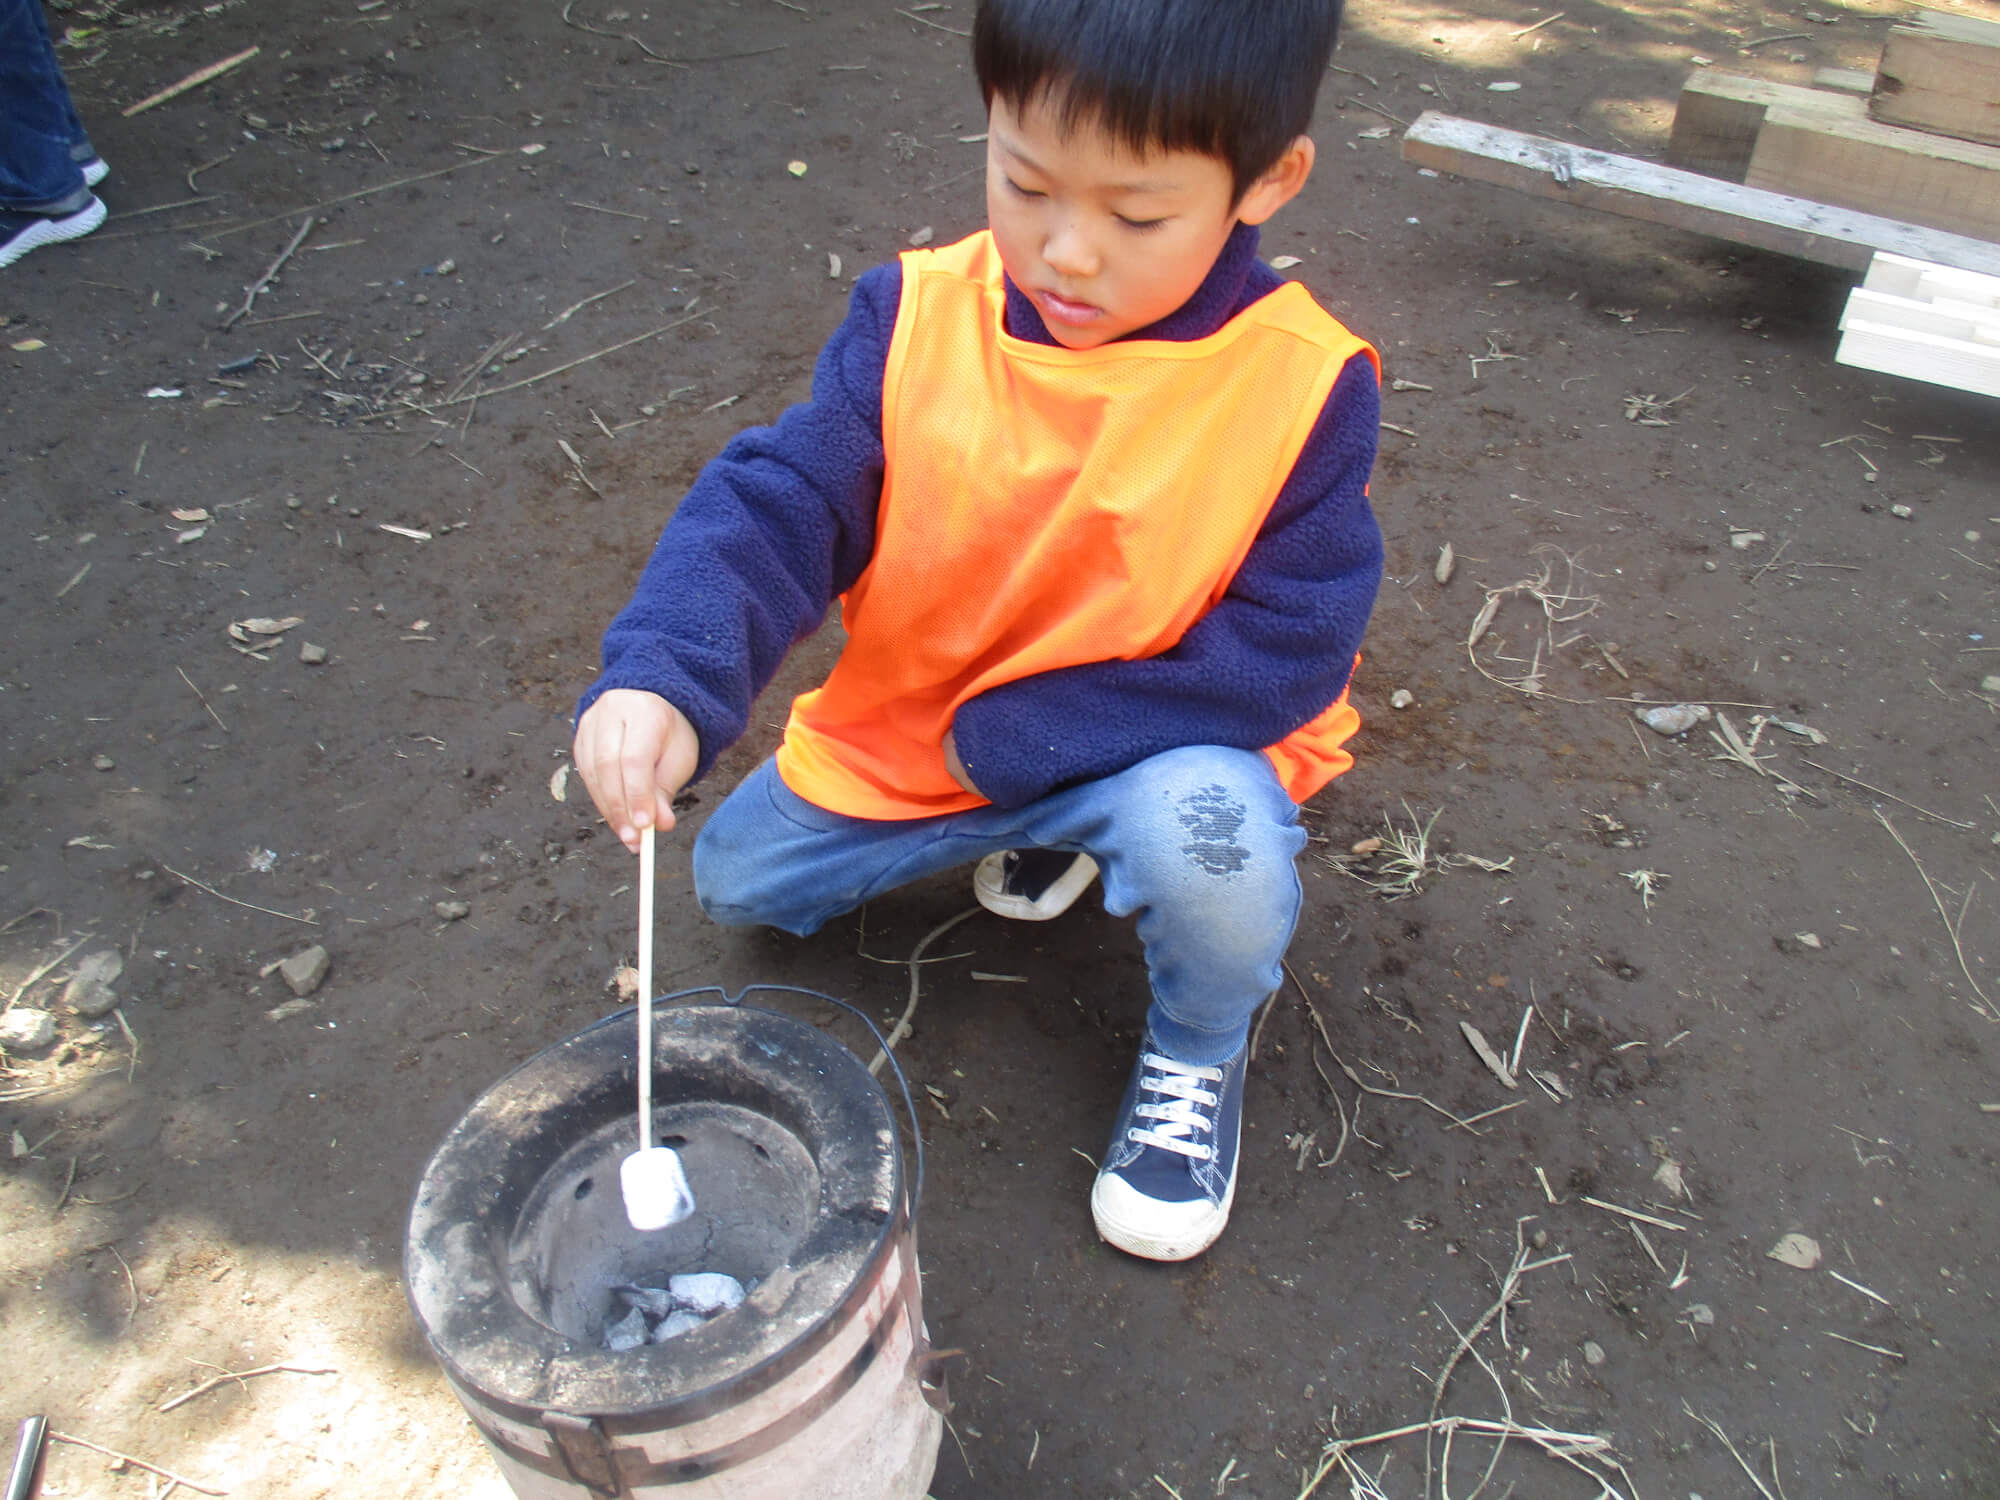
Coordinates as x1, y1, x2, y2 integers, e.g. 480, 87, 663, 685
972, 851, 1100, 921
0, 195, 107, 269
1090, 1168, 1237, 1262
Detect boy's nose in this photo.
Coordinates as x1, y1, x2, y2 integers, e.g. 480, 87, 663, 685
1042, 219, 1099, 280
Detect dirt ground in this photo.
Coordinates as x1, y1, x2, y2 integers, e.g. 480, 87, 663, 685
4, 0, 1998, 1494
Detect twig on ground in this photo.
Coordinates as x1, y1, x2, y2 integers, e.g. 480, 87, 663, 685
159, 1362, 337, 1412
1297, 983, 1488, 1134
557, 439, 602, 496
1424, 1218, 1573, 1492
1298, 1416, 1629, 1499
160, 866, 317, 925
1800, 760, 1973, 829
559, 0, 688, 64
123, 46, 260, 116
1510, 11, 1565, 37
868, 908, 981, 1076
109, 1243, 138, 1323
1822, 1330, 1905, 1361
1685, 1404, 1778, 1500
1875, 811, 1996, 1021
445, 332, 520, 401
1580, 1194, 1688, 1231
3, 932, 96, 1011
115, 1008, 139, 1083
361, 314, 703, 418
1464, 546, 1600, 701
176, 667, 227, 732
1284, 962, 1351, 1168
52, 1434, 223, 1494
208, 152, 507, 241
897, 6, 972, 34
186, 151, 234, 192
53, 1155, 78, 1213
544, 280, 634, 331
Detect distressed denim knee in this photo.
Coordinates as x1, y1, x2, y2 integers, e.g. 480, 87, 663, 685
1077, 747, 1306, 1061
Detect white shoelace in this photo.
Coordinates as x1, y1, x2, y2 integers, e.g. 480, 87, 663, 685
1126, 1053, 1224, 1161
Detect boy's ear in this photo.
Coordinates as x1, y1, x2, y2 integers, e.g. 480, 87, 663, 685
1236, 135, 1316, 226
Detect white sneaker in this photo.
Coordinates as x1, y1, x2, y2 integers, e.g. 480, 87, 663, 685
973, 849, 1099, 921
0, 194, 107, 270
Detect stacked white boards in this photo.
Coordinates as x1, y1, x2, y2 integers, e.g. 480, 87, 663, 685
1838, 253, 2000, 398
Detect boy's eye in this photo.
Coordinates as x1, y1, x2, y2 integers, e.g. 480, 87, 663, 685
1003, 176, 1045, 199
1117, 214, 1167, 231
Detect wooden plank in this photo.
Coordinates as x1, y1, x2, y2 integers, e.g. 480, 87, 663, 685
1871, 10, 2000, 148
1839, 249, 2000, 397
1748, 98, 2000, 241
1668, 71, 1859, 180
1836, 316, 2000, 397
1400, 112, 2000, 277
1814, 67, 1877, 97
1864, 250, 2000, 306
1842, 288, 2000, 341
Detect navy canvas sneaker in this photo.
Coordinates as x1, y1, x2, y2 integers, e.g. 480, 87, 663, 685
1090, 1032, 1247, 1261
72, 141, 109, 187
0, 192, 106, 270
973, 848, 1099, 921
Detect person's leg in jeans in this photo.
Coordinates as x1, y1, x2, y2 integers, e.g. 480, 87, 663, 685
693, 744, 1304, 1261
1, 0, 107, 267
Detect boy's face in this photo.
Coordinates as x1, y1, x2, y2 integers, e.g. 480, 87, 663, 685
984, 92, 1310, 350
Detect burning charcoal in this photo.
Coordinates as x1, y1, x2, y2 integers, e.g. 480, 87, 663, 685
651, 1308, 707, 1343
669, 1272, 746, 1316
603, 1306, 650, 1352
614, 1284, 674, 1317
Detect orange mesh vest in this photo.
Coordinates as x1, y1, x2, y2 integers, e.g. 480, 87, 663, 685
776, 230, 1380, 820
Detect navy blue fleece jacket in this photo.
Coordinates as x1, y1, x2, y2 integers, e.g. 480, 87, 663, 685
578, 222, 1384, 811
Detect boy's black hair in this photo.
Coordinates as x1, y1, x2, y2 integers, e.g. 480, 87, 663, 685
973, 0, 1342, 201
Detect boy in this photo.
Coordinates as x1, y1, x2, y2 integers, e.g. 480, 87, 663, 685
576, 0, 1383, 1262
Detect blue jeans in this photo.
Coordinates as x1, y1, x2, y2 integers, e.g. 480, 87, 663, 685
1, 0, 92, 210
693, 746, 1306, 1066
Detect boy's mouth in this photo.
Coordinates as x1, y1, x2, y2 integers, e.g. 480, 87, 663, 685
1035, 288, 1104, 328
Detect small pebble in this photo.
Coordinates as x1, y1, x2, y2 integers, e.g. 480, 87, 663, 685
436, 257, 456, 275
1685, 1302, 1716, 1326
300, 643, 328, 665
1636, 703, 1710, 736
62, 948, 124, 1018
93, 754, 116, 771
280, 944, 331, 997
435, 900, 471, 921
1981, 674, 2000, 695
1794, 931, 1823, 950
1728, 530, 1764, 550
604, 1306, 649, 1352
1389, 688, 1415, 710
1350, 836, 1383, 856
1890, 504, 1913, 519
651, 1309, 707, 1343
286, 496, 303, 510
1582, 1340, 1606, 1366
0, 1008, 58, 1054
670, 1272, 747, 1315
1701, 559, 1717, 572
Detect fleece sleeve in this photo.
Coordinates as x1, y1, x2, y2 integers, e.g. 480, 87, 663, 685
950, 352, 1383, 808
574, 263, 898, 783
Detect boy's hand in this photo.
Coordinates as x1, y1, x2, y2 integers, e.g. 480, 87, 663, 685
574, 689, 700, 851
942, 728, 979, 796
